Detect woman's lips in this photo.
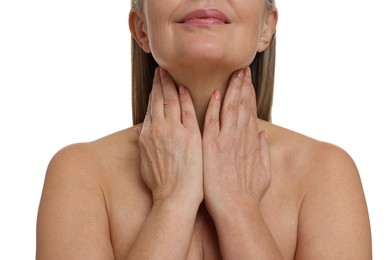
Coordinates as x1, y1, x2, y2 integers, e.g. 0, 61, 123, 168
178, 9, 231, 25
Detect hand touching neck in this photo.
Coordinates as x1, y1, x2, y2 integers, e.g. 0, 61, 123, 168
168, 68, 234, 132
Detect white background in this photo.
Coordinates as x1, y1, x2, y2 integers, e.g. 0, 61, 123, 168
1, 0, 389, 258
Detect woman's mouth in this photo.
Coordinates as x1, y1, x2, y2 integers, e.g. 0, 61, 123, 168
178, 9, 231, 25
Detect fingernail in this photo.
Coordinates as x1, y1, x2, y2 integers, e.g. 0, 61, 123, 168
245, 67, 251, 76
214, 90, 221, 100
236, 69, 243, 78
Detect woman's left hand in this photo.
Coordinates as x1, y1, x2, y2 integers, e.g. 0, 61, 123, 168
202, 67, 272, 215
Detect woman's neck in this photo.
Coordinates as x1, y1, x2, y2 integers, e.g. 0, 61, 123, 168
169, 69, 233, 132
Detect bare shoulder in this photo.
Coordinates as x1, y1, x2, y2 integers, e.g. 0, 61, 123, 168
261, 120, 360, 179
37, 126, 140, 260
41, 126, 140, 190
269, 122, 364, 194
262, 120, 372, 259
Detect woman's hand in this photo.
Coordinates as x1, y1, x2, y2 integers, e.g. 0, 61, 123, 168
138, 67, 203, 205
202, 67, 281, 259
203, 67, 272, 214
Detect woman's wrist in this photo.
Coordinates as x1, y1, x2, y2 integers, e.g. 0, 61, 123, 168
206, 195, 283, 259
206, 191, 259, 216
153, 194, 202, 215
127, 186, 202, 259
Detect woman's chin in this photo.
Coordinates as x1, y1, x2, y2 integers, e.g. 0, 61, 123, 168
152, 43, 256, 74
180, 45, 227, 61
173, 50, 243, 71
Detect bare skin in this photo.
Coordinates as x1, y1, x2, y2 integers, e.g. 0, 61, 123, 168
37, 0, 372, 257
37, 68, 371, 259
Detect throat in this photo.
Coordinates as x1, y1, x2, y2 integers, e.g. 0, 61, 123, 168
168, 70, 231, 132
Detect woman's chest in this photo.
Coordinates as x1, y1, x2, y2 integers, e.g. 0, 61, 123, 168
105, 177, 301, 260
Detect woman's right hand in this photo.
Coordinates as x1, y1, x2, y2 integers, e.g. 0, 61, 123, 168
138, 67, 203, 205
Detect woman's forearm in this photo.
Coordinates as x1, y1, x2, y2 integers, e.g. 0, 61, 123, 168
126, 198, 200, 260
212, 200, 283, 260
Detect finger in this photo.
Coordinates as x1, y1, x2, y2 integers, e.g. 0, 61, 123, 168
178, 85, 199, 130
220, 69, 244, 132
203, 89, 221, 139
258, 130, 271, 180
160, 68, 181, 122
151, 67, 164, 123
238, 67, 258, 131
142, 93, 152, 131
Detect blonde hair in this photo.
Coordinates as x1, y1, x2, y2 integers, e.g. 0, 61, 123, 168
131, 0, 276, 124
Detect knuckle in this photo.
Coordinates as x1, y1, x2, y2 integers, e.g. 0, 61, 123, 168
239, 97, 252, 112
164, 99, 180, 110
206, 115, 219, 126
227, 102, 240, 113
240, 96, 257, 113
181, 109, 194, 121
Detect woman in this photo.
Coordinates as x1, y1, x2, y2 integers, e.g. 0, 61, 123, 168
36, 0, 372, 259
